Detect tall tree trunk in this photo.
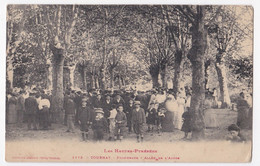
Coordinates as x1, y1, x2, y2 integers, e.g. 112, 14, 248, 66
6, 61, 14, 89
187, 6, 207, 140
6, 19, 23, 90
100, 8, 108, 90
204, 59, 211, 90
69, 65, 76, 89
95, 75, 99, 89
6, 20, 14, 90
50, 44, 64, 124
83, 68, 87, 90
161, 64, 168, 89
89, 67, 95, 89
46, 59, 53, 91
47, 5, 77, 123
190, 58, 205, 140
149, 64, 160, 88
151, 74, 159, 88
99, 65, 106, 90
173, 50, 182, 97
118, 75, 122, 89
110, 69, 114, 89
80, 67, 87, 90
215, 52, 231, 108
91, 75, 95, 89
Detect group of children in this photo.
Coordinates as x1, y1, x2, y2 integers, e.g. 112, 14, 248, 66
78, 99, 247, 143
77, 96, 200, 143
78, 99, 147, 142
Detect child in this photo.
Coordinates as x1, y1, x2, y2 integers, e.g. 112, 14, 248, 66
92, 108, 108, 141
146, 101, 158, 134
181, 107, 192, 139
157, 107, 166, 135
226, 124, 246, 142
78, 101, 94, 141
114, 104, 127, 141
107, 104, 117, 141
131, 100, 146, 142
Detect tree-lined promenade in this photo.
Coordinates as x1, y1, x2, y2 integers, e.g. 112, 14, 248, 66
6, 5, 253, 140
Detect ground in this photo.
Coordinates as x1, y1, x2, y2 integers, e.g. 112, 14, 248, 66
6, 109, 252, 142
5, 109, 252, 162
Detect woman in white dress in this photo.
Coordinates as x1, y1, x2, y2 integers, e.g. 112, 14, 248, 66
175, 88, 186, 130
164, 94, 178, 128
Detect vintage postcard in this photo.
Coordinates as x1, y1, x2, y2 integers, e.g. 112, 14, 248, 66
5, 4, 253, 162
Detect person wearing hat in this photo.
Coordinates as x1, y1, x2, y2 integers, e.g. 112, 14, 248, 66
93, 93, 103, 108
146, 100, 158, 133
16, 90, 25, 124
161, 99, 175, 132
107, 104, 117, 141
114, 104, 127, 141
147, 89, 156, 110
78, 100, 95, 141
236, 92, 250, 129
81, 92, 88, 103
157, 107, 166, 135
81, 96, 88, 103
102, 95, 112, 119
35, 92, 42, 105
181, 107, 192, 139
7, 92, 18, 124
226, 124, 246, 142
38, 94, 51, 130
92, 108, 108, 141
87, 89, 95, 109
65, 94, 76, 133
74, 90, 83, 125
24, 92, 38, 130
63, 91, 71, 125
124, 99, 134, 133
131, 100, 146, 142
113, 94, 125, 108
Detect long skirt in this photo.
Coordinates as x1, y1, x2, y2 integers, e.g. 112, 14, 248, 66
174, 107, 184, 130
7, 104, 18, 124
162, 111, 174, 132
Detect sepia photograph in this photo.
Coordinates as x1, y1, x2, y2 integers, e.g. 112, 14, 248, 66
5, 4, 253, 162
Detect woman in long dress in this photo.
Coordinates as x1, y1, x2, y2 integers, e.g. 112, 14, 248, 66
164, 97, 178, 131
161, 101, 175, 132
7, 93, 18, 124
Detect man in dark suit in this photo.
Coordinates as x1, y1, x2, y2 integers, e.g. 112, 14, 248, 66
93, 93, 103, 108
124, 99, 134, 133
65, 94, 76, 132
87, 89, 95, 109
24, 92, 38, 130
131, 100, 146, 142
78, 100, 95, 141
102, 95, 112, 119
113, 94, 125, 108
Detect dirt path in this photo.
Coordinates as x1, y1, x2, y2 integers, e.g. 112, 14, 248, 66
6, 109, 252, 142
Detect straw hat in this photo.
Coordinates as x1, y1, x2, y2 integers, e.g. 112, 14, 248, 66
94, 108, 104, 114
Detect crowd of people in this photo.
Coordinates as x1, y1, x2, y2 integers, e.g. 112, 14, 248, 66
6, 85, 252, 143
6, 86, 194, 142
